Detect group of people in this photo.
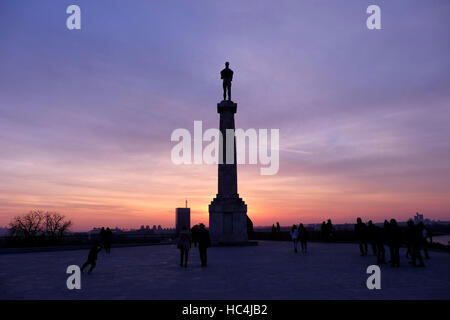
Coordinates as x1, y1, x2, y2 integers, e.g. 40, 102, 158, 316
354, 217, 430, 267
270, 222, 282, 240
271, 222, 281, 233
81, 226, 113, 273
320, 219, 334, 242
99, 227, 113, 253
81, 224, 213, 274
81, 218, 433, 274
177, 223, 211, 268
290, 224, 308, 253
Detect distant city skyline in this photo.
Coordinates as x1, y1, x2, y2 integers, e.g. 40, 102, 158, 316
1, 1, 450, 231
3, 212, 448, 233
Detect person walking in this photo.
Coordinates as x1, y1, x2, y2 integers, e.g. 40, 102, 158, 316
326, 219, 334, 242
367, 220, 377, 256
321, 221, 327, 241
374, 225, 385, 264
191, 224, 199, 248
298, 223, 308, 254
177, 226, 192, 268
81, 242, 102, 274
290, 225, 299, 253
197, 224, 211, 267
388, 219, 402, 267
417, 222, 430, 259
99, 227, 106, 248
104, 227, 113, 254
355, 217, 368, 256
383, 220, 391, 263
271, 224, 276, 240
406, 221, 425, 267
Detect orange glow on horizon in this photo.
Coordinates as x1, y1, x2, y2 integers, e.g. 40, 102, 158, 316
1, 160, 449, 231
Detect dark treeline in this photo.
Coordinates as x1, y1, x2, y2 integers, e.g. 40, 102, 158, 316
1, 230, 174, 249
5, 210, 72, 246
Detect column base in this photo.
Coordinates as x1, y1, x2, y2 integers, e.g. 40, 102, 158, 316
208, 195, 248, 245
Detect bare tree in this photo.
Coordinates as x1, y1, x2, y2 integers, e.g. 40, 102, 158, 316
9, 210, 72, 242
9, 210, 45, 241
44, 212, 72, 241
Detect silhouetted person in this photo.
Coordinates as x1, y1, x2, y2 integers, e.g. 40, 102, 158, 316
197, 223, 211, 267
383, 220, 391, 263
104, 227, 112, 254
177, 226, 192, 268
405, 220, 414, 259
406, 220, 425, 267
374, 225, 386, 264
271, 224, 276, 240
321, 221, 327, 241
326, 219, 334, 242
81, 242, 102, 273
413, 224, 426, 267
388, 219, 402, 267
417, 222, 430, 259
405, 221, 413, 260
298, 223, 308, 254
276, 222, 280, 233
99, 227, 106, 247
290, 225, 299, 253
355, 218, 368, 256
191, 224, 199, 248
220, 62, 233, 101
367, 220, 377, 255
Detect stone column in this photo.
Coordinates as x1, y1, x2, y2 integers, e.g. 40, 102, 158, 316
218, 101, 238, 197
209, 100, 248, 245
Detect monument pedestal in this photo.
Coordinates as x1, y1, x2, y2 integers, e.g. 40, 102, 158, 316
209, 195, 248, 245
209, 100, 249, 245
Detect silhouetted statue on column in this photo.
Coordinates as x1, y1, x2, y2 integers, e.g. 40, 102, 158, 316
220, 61, 234, 101
209, 63, 248, 245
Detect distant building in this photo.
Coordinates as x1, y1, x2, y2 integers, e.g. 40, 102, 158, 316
176, 208, 190, 234
414, 212, 424, 224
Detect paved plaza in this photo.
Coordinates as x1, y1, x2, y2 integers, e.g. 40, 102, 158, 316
1, 241, 449, 299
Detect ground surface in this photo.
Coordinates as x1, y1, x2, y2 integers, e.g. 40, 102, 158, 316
1, 241, 449, 299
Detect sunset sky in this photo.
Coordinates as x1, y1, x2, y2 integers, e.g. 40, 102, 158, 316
1, 0, 450, 231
